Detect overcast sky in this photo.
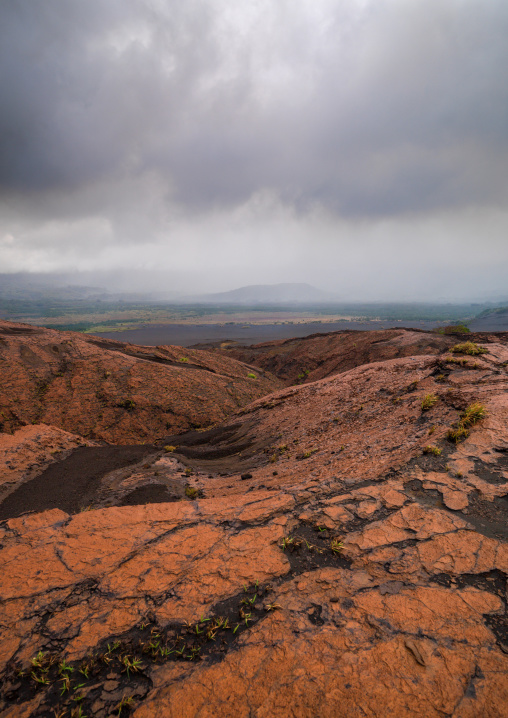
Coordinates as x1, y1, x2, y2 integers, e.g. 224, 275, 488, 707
1, 0, 507, 300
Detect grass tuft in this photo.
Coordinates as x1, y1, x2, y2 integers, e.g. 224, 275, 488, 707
451, 342, 487, 356
185, 485, 198, 499
421, 393, 439, 411
446, 402, 486, 443
423, 445, 442, 456
460, 402, 487, 428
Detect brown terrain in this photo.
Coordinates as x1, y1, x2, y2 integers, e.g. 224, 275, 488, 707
0, 321, 282, 444
0, 320, 507, 717
205, 327, 508, 384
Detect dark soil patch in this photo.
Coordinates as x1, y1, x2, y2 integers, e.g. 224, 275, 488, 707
432, 570, 507, 653
0, 325, 43, 335
118, 484, 180, 506
472, 458, 508, 486
160, 420, 272, 475
0, 445, 156, 520
405, 479, 445, 510
457, 494, 508, 541
406, 479, 508, 541
279, 524, 351, 574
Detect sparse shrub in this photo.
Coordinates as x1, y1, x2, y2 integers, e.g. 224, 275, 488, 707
460, 402, 487, 428
330, 538, 344, 554
421, 394, 439, 411
164, 445, 177, 452
179, 357, 189, 363
185, 485, 198, 499
436, 324, 470, 335
423, 445, 442, 456
119, 399, 136, 411
451, 342, 487, 356
447, 425, 469, 443
447, 401, 485, 443
296, 368, 310, 383
445, 357, 468, 366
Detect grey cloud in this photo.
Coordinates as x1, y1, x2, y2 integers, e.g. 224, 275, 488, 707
0, 0, 507, 300
1, 0, 507, 217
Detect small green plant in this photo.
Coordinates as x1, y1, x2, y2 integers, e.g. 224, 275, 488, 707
179, 357, 189, 363
122, 655, 142, 678
164, 445, 177, 452
445, 357, 468, 366
300, 448, 317, 459
451, 342, 487, 356
247, 372, 257, 379
447, 425, 469, 443
421, 394, 439, 411
58, 659, 73, 675
119, 399, 136, 411
428, 425, 436, 435
423, 445, 442, 456
31, 650, 47, 669
265, 602, 282, 612
330, 538, 344, 554
185, 485, 198, 499
117, 696, 136, 715
447, 401, 487, 443
460, 402, 487, 428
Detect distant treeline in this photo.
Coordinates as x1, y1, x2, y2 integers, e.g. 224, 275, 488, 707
1, 296, 504, 329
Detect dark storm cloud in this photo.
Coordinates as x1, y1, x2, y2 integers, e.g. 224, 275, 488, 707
1, 0, 507, 219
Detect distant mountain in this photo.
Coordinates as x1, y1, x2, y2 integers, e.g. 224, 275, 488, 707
187, 283, 336, 305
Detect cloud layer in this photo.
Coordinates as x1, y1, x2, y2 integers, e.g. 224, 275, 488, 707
1, 0, 507, 298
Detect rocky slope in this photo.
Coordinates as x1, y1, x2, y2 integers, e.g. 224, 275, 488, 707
0, 321, 282, 443
210, 327, 508, 384
0, 327, 507, 717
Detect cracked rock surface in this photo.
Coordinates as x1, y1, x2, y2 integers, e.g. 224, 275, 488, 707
0, 323, 507, 717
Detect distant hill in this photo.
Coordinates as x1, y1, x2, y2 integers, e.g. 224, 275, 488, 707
188, 283, 336, 305
470, 306, 508, 332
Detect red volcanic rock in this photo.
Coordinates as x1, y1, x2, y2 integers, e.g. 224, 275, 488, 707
0, 320, 283, 443
212, 328, 462, 384
0, 330, 507, 717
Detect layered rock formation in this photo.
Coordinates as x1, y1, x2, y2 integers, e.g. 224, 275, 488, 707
0, 321, 282, 443
0, 323, 507, 717
210, 327, 508, 384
